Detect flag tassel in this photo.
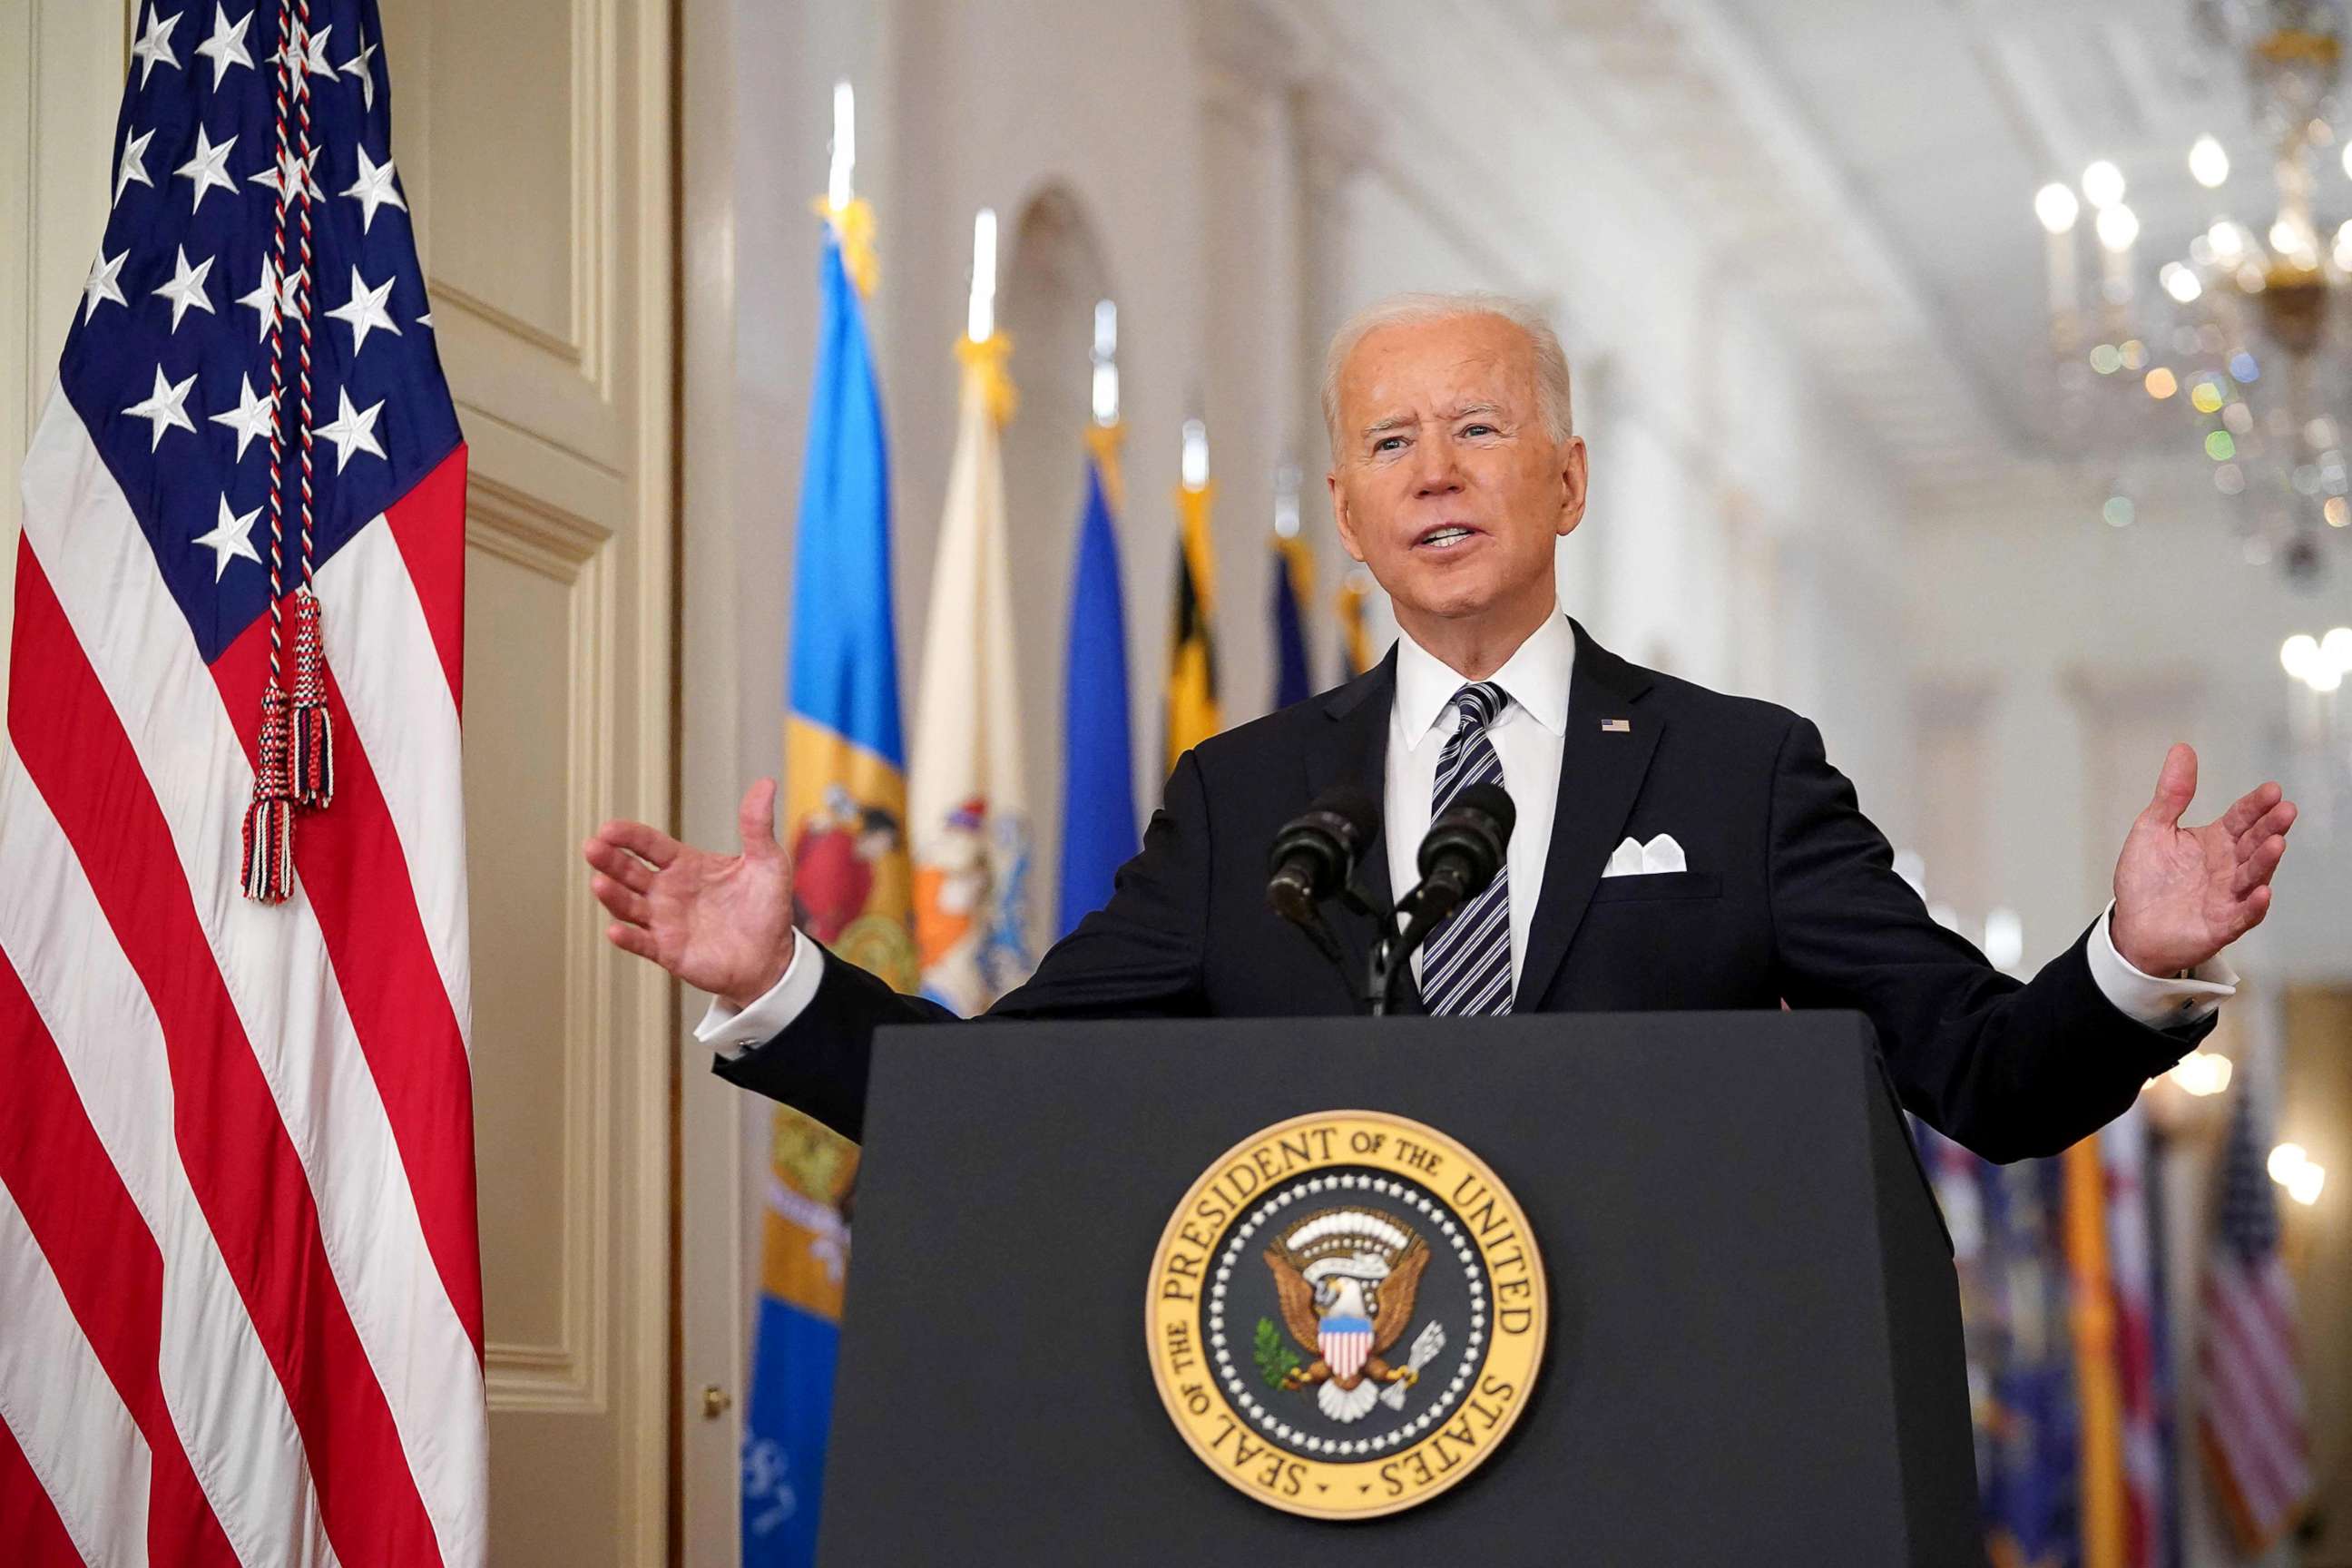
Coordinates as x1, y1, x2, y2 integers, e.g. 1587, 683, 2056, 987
290, 588, 335, 808
241, 685, 298, 903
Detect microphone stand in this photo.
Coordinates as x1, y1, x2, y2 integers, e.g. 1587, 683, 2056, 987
1362, 881, 1447, 1016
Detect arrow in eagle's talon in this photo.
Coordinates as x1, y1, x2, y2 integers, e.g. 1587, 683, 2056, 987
1378, 1320, 1447, 1410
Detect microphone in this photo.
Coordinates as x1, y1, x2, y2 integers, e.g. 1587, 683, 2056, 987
1404, 781, 1515, 930
1367, 782, 1515, 1014
1266, 786, 1382, 926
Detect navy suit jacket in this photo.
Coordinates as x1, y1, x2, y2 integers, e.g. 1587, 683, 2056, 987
719, 619, 2210, 1158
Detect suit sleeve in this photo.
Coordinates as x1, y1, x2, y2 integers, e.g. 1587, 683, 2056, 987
1765, 716, 2210, 1162
712, 749, 1215, 1139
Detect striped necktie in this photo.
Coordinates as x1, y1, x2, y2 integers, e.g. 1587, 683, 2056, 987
1421, 681, 1513, 1015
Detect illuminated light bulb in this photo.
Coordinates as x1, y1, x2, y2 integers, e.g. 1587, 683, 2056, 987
2090, 343, 2123, 374
2271, 217, 2307, 256
2328, 495, 2351, 527
2280, 630, 2316, 680
2145, 367, 2178, 398
2097, 204, 2141, 252
2102, 495, 2136, 527
2035, 182, 2080, 233
2269, 1142, 2308, 1184
2190, 378, 2226, 413
2288, 1162, 2326, 1206
2190, 134, 2230, 188
2161, 262, 2202, 303
2168, 1050, 2233, 1096
2322, 626, 2352, 668
2314, 663, 2345, 693
2082, 160, 2126, 208
2207, 430, 2237, 461
2210, 220, 2247, 260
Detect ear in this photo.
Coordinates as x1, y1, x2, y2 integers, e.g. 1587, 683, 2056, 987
1328, 467, 1367, 563
1554, 436, 1589, 540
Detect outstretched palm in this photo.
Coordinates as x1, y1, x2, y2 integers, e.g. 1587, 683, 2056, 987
583, 779, 799, 1008
2109, 744, 2294, 977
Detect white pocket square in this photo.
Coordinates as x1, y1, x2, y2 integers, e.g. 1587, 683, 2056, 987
1601, 833, 1687, 877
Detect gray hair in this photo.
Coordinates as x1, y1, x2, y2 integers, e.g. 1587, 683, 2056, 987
1319, 290, 1574, 458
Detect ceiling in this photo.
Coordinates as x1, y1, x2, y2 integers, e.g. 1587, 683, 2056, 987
1544, 0, 2306, 515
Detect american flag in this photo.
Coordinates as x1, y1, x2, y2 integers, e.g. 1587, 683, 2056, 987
0, 1, 482, 1563
2197, 1083, 2311, 1553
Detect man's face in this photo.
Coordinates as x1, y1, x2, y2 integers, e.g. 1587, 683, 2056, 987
1327, 314, 1587, 632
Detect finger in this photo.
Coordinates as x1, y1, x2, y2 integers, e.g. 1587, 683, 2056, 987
2217, 779, 2283, 838
739, 778, 780, 858
2234, 799, 2297, 859
2231, 834, 2287, 897
589, 872, 652, 927
595, 818, 682, 868
604, 921, 659, 962
2141, 743, 2197, 827
583, 838, 657, 893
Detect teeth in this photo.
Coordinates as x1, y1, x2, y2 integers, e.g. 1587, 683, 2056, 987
1423, 528, 1471, 547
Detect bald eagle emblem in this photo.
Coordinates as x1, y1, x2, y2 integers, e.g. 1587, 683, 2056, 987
1264, 1207, 1448, 1424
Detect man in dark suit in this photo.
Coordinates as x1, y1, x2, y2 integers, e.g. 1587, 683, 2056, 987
584, 292, 2294, 1160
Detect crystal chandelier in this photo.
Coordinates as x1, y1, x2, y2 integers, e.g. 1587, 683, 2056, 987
2036, 1, 2352, 579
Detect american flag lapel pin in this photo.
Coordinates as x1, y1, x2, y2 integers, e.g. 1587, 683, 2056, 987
1601, 718, 1632, 732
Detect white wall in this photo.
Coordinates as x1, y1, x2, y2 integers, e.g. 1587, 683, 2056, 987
1907, 494, 2349, 983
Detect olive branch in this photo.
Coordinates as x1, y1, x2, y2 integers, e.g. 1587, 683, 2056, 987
1252, 1316, 1301, 1390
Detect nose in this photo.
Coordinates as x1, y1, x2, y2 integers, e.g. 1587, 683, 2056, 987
1410, 440, 1464, 497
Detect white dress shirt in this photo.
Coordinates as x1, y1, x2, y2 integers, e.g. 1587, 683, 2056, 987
699, 607, 2238, 1051
1385, 608, 1572, 992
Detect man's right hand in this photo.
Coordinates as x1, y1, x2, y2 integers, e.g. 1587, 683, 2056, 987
584, 779, 799, 1011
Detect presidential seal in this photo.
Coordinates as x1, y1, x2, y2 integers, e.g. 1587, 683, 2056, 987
1145, 1110, 1546, 1519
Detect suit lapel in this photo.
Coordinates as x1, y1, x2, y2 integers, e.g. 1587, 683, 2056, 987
1514, 619, 1661, 1009
1303, 647, 1399, 1003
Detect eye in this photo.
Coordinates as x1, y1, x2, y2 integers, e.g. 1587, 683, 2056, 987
1373, 435, 1406, 454
1461, 423, 1496, 437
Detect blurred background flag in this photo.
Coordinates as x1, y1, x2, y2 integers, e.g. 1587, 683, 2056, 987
1054, 300, 1136, 940
2100, 1105, 2170, 1568
747, 83, 913, 1568
1165, 416, 1222, 770
1336, 565, 1375, 679
908, 209, 1034, 1014
1269, 458, 1315, 709
2197, 1074, 2312, 1554
2065, 1135, 2129, 1568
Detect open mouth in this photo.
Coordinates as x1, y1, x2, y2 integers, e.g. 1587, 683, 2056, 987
1414, 524, 1481, 551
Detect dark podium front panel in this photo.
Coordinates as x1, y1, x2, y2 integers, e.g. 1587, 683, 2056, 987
815, 1012, 1981, 1566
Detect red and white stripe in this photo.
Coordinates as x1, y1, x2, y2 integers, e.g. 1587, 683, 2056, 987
0, 387, 482, 1563
1319, 1327, 1372, 1382
2199, 1250, 2311, 1549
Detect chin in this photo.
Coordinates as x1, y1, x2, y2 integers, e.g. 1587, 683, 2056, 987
1394, 568, 1505, 622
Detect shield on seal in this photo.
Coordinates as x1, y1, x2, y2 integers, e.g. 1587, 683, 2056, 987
1318, 1315, 1374, 1380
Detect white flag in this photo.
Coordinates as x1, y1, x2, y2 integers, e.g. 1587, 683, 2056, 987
908, 334, 1034, 1013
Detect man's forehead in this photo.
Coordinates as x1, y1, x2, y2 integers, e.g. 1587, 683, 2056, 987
1343, 320, 1534, 419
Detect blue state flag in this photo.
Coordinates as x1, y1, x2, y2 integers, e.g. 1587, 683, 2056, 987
745, 201, 915, 1568
1056, 426, 1138, 937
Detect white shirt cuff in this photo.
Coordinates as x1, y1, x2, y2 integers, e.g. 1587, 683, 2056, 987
2086, 901, 2237, 1030
692, 930, 822, 1061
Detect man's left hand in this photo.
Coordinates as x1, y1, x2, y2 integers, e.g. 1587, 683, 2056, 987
2110, 742, 2295, 976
